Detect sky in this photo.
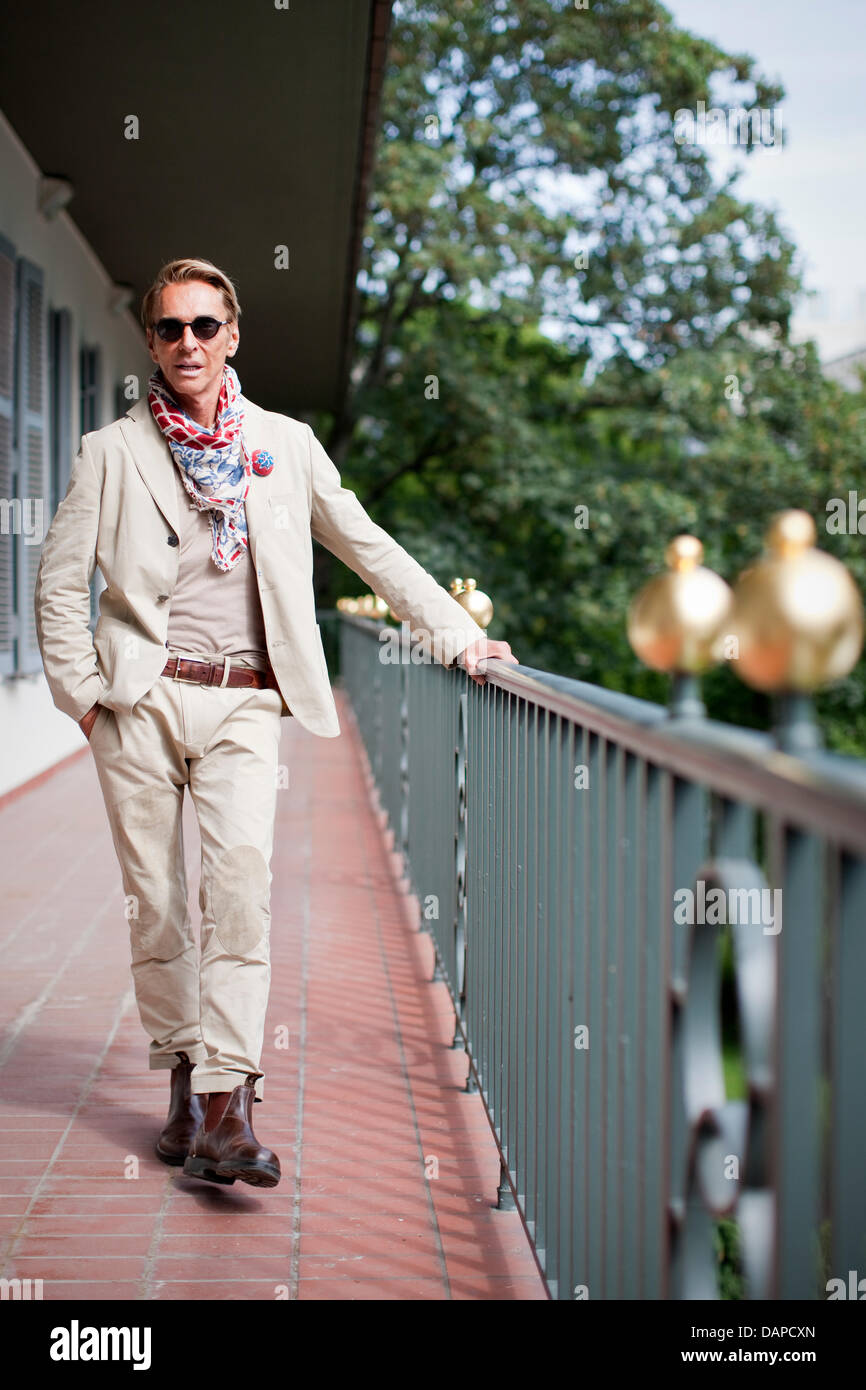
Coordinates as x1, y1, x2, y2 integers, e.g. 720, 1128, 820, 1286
662, 0, 866, 356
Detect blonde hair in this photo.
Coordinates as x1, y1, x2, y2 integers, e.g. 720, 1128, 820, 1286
141, 257, 241, 330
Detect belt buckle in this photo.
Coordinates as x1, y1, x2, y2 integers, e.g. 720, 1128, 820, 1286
170, 657, 211, 685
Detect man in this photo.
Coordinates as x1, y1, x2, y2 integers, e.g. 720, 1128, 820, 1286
34, 257, 518, 1189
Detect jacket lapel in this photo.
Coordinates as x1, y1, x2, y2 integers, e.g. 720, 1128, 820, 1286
120, 398, 181, 537
238, 398, 272, 551
118, 394, 278, 548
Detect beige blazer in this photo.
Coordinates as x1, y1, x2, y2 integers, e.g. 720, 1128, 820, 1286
34, 395, 485, 738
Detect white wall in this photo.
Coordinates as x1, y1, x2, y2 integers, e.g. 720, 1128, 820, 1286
0, 676, 88, 795
0, 111, 153, 797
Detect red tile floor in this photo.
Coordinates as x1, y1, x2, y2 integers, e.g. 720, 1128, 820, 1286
0, 687, 546, 1301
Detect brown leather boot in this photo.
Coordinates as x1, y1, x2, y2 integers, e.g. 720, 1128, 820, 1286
183, 1074, 281, 1188
155, 1052, 206, 1166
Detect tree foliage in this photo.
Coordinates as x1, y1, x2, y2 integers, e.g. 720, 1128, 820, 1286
313, 0, 866, 753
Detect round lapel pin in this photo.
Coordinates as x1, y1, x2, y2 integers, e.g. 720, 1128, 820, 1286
251, 449, 275, 477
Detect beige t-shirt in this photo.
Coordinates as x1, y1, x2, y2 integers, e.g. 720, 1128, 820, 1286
165, 465, 269, 670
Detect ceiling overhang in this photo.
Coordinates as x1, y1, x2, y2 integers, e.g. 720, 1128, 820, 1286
0, 0, 392, 414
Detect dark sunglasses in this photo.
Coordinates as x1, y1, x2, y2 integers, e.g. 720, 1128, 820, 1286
153, 316, 230, 343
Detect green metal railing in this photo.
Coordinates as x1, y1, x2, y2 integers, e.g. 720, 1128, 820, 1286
335, 612, 866, 1301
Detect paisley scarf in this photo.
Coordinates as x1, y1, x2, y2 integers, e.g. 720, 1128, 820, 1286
148, 364, 250, 571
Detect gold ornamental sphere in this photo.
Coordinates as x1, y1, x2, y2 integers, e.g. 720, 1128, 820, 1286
728, 510, 863, 692
627, 536, 733, 674
450, 576, 493, 629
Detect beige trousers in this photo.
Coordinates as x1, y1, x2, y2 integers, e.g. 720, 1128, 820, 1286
87, 672, 284, 1101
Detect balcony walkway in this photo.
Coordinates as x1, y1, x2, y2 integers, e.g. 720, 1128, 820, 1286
0, 687, 545, 1301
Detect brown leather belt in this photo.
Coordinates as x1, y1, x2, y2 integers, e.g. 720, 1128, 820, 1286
161, 655, 282, 691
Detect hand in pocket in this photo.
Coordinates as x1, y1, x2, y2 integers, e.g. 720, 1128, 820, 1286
79, 704, 101, 741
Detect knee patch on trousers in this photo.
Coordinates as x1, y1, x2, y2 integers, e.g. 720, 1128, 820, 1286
116, 786, 180, 835
208, 845, 270, 956
112, 787, 186, 960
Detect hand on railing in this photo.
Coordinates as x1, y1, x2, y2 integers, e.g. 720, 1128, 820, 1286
457, 638, 519, 686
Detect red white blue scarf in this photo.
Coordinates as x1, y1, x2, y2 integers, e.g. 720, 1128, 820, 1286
148, 365, 250, 571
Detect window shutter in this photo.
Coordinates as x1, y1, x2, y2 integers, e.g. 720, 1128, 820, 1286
79, 344, 103, 629
49, 307, 73, 517
0, 235, 16, 677
15, 258, 49, 674
80, 343, 101, 434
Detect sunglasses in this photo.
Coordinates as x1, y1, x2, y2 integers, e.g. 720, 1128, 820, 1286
153, 316, 230, 343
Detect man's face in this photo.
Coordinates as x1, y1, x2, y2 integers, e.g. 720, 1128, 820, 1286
146, 280, 240, 409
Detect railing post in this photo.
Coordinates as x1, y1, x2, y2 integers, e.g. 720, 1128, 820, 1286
771, 691, 822, 754
451, 688, 469, 1049
399, 638, 410, 860
497, 1160, 516, 1211
669, 672, 706, 720
372, 628, 383, 788
628, 535, 731, 1298
454, 691, 468, 1007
